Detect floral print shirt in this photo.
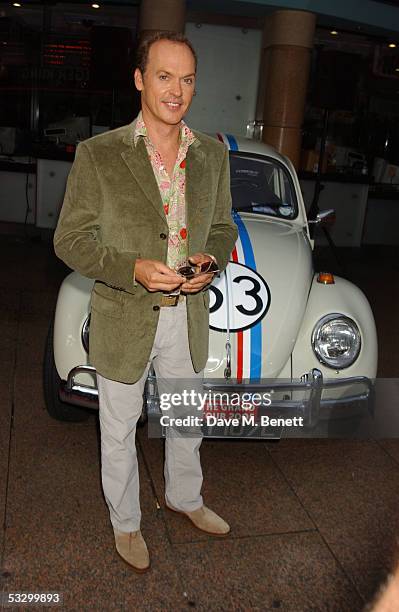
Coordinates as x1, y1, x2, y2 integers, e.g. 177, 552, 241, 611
134, 111, 196, 271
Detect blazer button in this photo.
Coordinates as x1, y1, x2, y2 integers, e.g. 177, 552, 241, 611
153, 305, 160, 311
160, 232, 167, 240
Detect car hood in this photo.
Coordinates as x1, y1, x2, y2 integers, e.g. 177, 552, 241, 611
207, 214, 313, 379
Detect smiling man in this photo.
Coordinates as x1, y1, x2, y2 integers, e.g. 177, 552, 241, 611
53, 31, 237, 572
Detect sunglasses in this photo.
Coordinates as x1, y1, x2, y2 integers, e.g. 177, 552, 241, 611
177, 261, 220, 279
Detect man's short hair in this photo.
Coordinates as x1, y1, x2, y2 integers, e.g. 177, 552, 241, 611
135, 31, 197, 76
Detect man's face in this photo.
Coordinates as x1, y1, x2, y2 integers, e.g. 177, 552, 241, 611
134, 39, 196, 127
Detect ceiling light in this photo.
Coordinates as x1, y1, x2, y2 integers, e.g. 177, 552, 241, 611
12, 2, 21, 6
389, 43, 397, 48
330, 30, 338, 36
92, 3, 100, 7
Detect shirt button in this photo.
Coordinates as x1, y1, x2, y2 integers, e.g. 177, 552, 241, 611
153, 305, 160, 312
160, 233, 167, 240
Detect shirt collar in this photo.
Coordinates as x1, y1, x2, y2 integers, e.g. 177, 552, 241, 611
133, 110, 196, 148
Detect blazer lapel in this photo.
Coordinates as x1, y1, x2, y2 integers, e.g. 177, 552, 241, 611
120, 120, 206, 229
121, 136, 167, 225
186, 140, 206, 232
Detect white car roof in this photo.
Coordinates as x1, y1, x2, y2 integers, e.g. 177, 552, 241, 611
212, 133, 295, 173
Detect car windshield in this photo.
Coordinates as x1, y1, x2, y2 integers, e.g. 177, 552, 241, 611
229, 152, 298, 220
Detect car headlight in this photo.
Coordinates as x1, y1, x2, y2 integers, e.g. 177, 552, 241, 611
312, 314, 361, 369
81, 314, 90, 353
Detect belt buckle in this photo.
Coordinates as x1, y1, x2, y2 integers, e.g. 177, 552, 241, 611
161, 294, 180, 307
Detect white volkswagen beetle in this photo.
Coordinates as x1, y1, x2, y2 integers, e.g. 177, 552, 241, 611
44, 134, 377, 430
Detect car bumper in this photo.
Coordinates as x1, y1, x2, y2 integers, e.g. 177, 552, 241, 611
60, 365, 373, 427
59, 365, 98, 409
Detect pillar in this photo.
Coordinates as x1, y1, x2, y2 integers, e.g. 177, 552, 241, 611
260, 10, 316, 169
139, 0, 186, 38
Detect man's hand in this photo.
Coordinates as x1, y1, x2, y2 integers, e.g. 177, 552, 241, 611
180, 253, 217, 294
135, 259, 184, 292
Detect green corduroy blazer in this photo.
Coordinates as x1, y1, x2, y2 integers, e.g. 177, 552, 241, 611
53, 119, 238, 384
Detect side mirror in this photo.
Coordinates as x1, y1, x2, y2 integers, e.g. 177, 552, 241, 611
308, 209, 336, 226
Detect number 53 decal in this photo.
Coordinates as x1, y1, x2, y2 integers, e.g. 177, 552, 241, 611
209, 262, 271, 332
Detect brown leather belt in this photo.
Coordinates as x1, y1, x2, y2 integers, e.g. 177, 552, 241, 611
160, 294, 185, 307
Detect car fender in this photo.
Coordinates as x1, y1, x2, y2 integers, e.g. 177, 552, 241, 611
291, 274, 378, 379
53, 271, 94, 383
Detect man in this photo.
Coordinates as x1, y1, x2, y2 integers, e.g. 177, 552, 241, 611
53, 31, 237, 572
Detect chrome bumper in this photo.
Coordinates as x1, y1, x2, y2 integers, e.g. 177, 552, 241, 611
201, 369, 374, 426
59, 365, 98, 409
60, 365, 373, 426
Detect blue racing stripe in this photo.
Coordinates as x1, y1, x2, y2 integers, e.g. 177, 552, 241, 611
232, 211, 262, 380
233, 211, 256, 270
225, 133, 238, 151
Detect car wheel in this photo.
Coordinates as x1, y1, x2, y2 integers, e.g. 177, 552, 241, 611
43, 320, 90, 422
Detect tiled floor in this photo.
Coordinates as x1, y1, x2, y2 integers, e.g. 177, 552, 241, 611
0, 229, 398, 611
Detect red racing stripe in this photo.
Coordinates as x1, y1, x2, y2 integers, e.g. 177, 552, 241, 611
231, 246, 243, 383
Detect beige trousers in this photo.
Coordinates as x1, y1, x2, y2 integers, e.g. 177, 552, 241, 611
97, 300, 204, 533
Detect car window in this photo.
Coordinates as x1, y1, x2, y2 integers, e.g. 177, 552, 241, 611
229, 152, 298, 220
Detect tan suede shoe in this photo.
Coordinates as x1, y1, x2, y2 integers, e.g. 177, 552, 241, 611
167, 504, 230, 536
113, 529, 150, 573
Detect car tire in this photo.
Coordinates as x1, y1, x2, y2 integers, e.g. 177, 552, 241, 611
43, 320, 90, 422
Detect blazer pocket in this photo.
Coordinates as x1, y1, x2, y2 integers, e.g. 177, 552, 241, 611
90, 283, 123, 318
